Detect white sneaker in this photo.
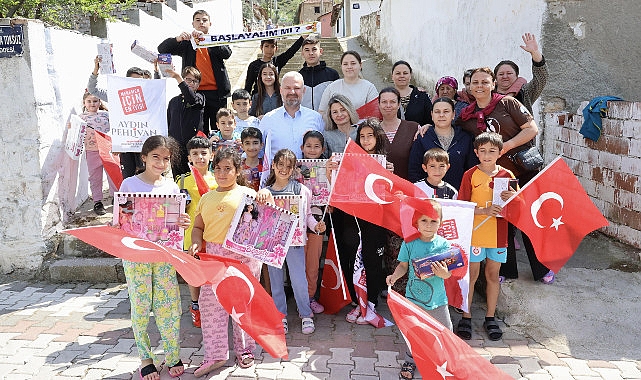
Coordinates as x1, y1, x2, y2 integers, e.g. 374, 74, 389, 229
282, 318, 288, 334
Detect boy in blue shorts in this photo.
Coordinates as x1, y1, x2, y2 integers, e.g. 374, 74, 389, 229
386, 199, 452, 380
456, 132, 516, 341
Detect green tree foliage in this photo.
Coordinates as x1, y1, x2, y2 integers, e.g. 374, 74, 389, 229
0, 0, 135, 29
245, 0, 299, 26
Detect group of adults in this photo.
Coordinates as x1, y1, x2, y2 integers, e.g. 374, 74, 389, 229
155, 10, 551, 304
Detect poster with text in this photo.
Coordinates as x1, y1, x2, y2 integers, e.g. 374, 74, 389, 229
273, 195, 305, 246
107, 76, 168, 152
112, 192, 186, 251
223, 193, 298, 268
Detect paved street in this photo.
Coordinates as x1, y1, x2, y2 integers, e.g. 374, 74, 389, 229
1, 276, 640, 379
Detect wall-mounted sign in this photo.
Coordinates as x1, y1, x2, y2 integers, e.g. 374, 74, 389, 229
0, 25, 23, 58
353, 3, 360, 9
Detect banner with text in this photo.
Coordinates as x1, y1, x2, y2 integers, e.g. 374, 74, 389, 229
107, 76, 168, 152
191, 22, 319, 48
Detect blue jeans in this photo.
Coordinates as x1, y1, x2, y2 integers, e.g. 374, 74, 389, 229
268, 246, 313, 318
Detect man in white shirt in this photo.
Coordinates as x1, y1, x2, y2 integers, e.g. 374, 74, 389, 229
259, 71, 324, 159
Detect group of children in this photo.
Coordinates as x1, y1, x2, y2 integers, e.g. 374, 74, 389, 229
76, 24, 531, 379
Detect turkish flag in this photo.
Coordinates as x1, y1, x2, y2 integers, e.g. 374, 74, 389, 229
190, 163, 211, 196
200, 253, 288, 360
501, 157, 608, 273
94, 130, 123, 190
328, 140, 437, 242
387, 289, 512, 379
353, 230, 393, 328
63, 226, 288, 359
318, 230, 352, 314
356, 97, 382, 120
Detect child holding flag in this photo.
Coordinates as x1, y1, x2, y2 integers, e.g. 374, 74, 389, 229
176, 136, 217, 327
118, 135, 190, 379
386, 199, 452, 380
189, 147, 273, 376
79, 91, 116, 215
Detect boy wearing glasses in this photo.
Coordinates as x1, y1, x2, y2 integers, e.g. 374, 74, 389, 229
167, 66, 206, 176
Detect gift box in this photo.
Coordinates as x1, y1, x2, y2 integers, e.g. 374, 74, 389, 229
131, 40, 158, 63
411, 245, 464, 280
157, 53, 173, 77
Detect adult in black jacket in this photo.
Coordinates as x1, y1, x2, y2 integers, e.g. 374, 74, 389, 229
166, 67, 205, 177
244, 36, 304, 95
299, 35, 340, 110
158, 10, 231, 135
408, 98, 476, 188
391, 60, 433, 126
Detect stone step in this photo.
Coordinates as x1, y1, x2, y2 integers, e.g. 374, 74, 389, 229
49, 257, 125, 283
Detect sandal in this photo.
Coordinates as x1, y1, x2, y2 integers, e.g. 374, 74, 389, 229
456, 318, 472, 340
301, 317, 315, 334
483, 319, 503, 341
139, 363, 158, 380
399, 361, 416, 380
194, 359, 226, 377
346, 306, 360, 323
236, 352, 254, 369
168, 359, 184, 378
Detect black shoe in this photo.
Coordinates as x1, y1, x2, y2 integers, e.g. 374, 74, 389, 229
93, 201, 106, 215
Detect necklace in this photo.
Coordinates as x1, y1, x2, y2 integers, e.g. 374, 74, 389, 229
435, 128, 455, 150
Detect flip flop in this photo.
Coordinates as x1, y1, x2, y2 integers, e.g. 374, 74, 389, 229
139, 363, 158, 380
236, 352, 254, 369
168, 359, 184, 378
484, 319, 503, 341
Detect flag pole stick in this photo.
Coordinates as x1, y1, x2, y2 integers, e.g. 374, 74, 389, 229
328, 212, 348, 301
473, 216, 491, 231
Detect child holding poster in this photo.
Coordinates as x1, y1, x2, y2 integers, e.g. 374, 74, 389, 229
300, 130, 328, 314
189, 147, 274, 376
117, 135, 190, 380
79, 91, 116, 215
262, 149, 326, 335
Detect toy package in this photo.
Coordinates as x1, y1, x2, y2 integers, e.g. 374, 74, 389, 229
294, 159, 330, 205
411, 244, 465, 280
112, 192, 187, 250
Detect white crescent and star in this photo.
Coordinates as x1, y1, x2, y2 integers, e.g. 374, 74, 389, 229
212, 266, 256, 325
530, 192, 565, 231
121, 237, 188, 263
321, 258, 341, 290
364, 174, 393, 204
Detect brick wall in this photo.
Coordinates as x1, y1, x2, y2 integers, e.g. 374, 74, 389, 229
543, 101, 641, 248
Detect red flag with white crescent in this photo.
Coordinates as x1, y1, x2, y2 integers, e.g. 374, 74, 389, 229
328, 140, 437, 242
387, 289, 512, 379
353, 225, 393, 328
190, 164, 211, 196
63, 225, 288, 359
318, 230, 352, 314
501, 157, 608, 273
94, 130, 123, 190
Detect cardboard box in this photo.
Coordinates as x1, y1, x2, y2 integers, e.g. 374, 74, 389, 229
97, 42, 115, 74
131, 40, 158, 63
411, 245, 464, 280
157, 53, 173, 77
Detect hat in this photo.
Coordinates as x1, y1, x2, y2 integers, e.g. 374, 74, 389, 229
435, 76, 459, 93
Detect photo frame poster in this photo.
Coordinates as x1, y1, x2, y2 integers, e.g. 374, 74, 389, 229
112, 192, 187, 250
330, 153, 386, 184
65, 113, 86, 160
223, 193, 298, 268
295, 159, 330, 205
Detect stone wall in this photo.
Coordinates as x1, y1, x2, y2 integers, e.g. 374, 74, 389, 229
544, 102, 641, 248
0, 1, 241, 273
359, 10, 379, 53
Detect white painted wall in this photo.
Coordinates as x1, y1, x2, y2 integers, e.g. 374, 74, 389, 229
0, 1, 242, 272
348, 0, 379, 36
378, 0, 547, 100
